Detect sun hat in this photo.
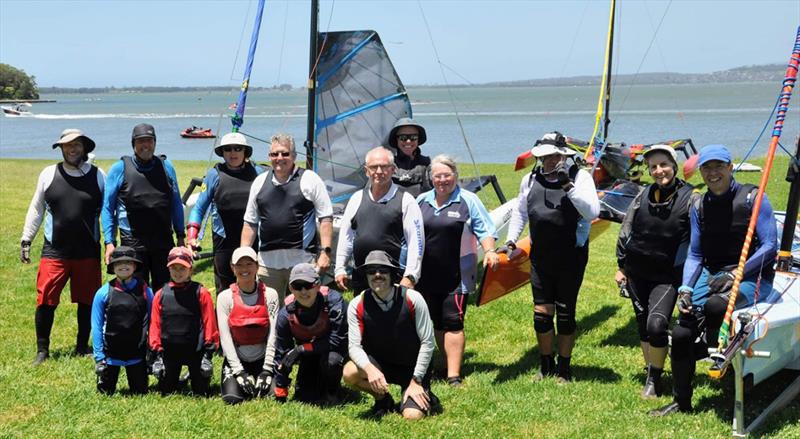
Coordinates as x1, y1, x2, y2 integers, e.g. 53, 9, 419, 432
231, 246, 258, 265
214, 132, 253, 158
698, 144, 732, 167
52, 128, 96, 153
166, 247, 194, 268
289, 263, 320, 284
356, 250, 400, 271
388, 118, 427, 149
530, 131, 576, 158
109, 246, 141, 265
643, 144, 678, 164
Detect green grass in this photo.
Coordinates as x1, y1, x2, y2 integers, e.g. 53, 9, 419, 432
1, 157, 798, 439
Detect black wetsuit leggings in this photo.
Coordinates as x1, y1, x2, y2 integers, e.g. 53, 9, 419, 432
626, 276, 678, 348
96, 362, 149, 395
220, 357, 265, 405
159, 345, 210, 395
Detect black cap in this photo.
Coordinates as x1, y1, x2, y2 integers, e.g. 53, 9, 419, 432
131, 123, 156, 145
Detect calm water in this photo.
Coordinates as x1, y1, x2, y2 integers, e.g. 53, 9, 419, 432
1, 83, 797, 164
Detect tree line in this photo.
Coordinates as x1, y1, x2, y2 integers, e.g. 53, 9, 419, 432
0, 64, 39, 100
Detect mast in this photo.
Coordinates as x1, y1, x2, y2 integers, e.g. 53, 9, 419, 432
305, 0, 319, 170
602, 0, 615, 141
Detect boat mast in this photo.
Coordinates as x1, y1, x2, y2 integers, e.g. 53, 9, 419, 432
602, 0, 615, 141
305, 0, 320, 170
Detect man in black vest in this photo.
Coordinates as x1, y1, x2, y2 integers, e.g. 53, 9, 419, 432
102, 123, 185, 289
22, 129, 106, 365
241, 133, 333, 301
273, 263, 348, 404
343, 250, 439, 420
335, 146, 425, 294
652, 144, 777, 416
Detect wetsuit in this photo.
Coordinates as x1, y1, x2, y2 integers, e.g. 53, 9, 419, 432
149, 281, 219, 395
393, 150, 432, 198
347, 285, 437, 413
273, 289, 348, 402
102, 155, 184, 289
189, 162, 265, 292
217, 281, 280, 404
22, 161, 105, 356
669, 180, 776, 410
416, 186, 497, 331
335, 184, 424, 294
507, 165, 600, 337
616, 179, 695, 348
91, 277, 154, 395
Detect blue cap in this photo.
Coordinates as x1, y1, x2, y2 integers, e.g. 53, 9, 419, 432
698, 144, 732, 167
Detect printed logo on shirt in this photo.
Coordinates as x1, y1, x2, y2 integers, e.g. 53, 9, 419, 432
447, 211, 461, 218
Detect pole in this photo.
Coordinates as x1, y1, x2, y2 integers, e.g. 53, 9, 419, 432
304, 0, 319, 170
602, 0, 615, 141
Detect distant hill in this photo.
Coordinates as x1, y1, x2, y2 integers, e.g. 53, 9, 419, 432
438, 63, 786, 88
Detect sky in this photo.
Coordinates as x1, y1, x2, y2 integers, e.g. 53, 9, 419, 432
1, 0, 798, 88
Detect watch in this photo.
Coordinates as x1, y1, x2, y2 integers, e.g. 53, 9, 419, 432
412, 375, 424, 385
322, 246, 332, 255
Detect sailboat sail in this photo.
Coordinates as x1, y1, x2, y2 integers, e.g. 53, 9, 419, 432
313, 30, 412, 203
231, 0, 266, 132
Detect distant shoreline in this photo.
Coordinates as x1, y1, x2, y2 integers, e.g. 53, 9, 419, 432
37, 63, 784, 93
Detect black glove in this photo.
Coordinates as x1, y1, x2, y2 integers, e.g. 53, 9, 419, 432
278, 345, 307, 375
235, 371, 255, 396
151, 353, 165, 379
504, 240, 517, 251
708, 271, 735, 294
20, 240, 31, 264
95, 359, 108, 376
618, 279, 630, 298
200, 350, 213, 378
677, 286, 693, 313
556, 164, 573, 190
254, 370, 273, 398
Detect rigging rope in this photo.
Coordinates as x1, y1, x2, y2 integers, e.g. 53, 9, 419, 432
717, 27, 800, 350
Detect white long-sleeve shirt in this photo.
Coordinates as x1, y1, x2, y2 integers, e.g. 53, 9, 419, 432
335, 183, 424, 281
507, 167, 600, 245
216, 283, 280, 374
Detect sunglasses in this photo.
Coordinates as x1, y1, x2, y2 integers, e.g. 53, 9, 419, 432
396, 134, 419, 142
365, 267, 391, 276
168, 253, 193, 264
223, 146, 245, 152
269, 151, 292, 158
290, 281, 317, 291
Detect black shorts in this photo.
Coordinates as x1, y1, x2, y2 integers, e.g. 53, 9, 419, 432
368, 355, 433, 413
529, 255, 587, 310
423, 291, 468, 331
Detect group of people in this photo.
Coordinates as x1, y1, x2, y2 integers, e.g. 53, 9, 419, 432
20, 117, 776, 418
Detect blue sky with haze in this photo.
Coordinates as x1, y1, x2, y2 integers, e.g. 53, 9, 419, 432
1, 0, 798, 87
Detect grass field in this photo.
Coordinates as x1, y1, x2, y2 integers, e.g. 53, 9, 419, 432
0, 157, 798, 438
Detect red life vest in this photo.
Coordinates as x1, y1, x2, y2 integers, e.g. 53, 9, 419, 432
228, 282, 270, 345
284, 286, 330, 343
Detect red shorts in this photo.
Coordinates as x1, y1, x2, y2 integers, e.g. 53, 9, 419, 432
36, 258, 102, 306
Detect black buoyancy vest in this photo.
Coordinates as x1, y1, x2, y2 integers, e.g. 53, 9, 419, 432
624, 180, 694, 283
526, 165, 582, 266
120, 156, 173, 246
286, 293, 331, 343
417, 198, 470, 294
104, 279, 149, 360
159, 282, 202, 349
393, 152, 431, 198
213, 162, 258, 249
352, 187, 405, 267
256, 168, 316, 252
42, 163, 102, 259
700, 183, 772, 279
357, 286, 419, 368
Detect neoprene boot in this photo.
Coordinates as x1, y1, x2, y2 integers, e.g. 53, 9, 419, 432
668, 357, 695, 412
556, 355, 572, 384
74, 304, 92, 356
641, 365, 663, 399
33, 305, 56, 365
534, 355, 556, 381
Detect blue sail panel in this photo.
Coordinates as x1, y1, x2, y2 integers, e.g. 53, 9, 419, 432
232, 0, 266, 132
313, 30, 412, 203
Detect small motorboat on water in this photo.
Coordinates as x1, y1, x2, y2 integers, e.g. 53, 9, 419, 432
180, 126, 216, 138
2, 102, 32, 116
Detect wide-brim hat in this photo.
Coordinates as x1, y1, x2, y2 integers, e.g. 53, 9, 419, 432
109, 246, 142, 265
388, 117, 427, 149
356, 250, 400, 272
214, 132, 253, 158
530, 131, 575, 158
52, 128, 96, 153
643, 144, 678, 164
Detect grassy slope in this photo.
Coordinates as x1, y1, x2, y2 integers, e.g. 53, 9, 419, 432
0, 158, 798, 439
